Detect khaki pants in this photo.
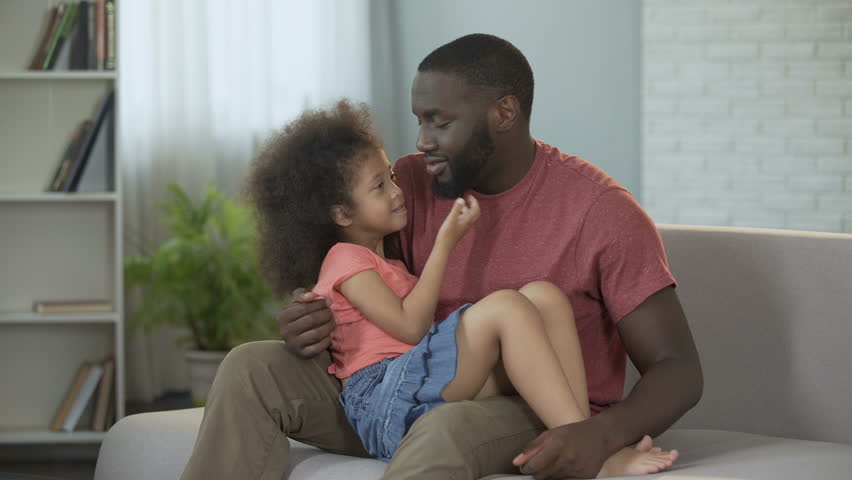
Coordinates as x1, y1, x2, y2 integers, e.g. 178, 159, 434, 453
180, 341, 545, 480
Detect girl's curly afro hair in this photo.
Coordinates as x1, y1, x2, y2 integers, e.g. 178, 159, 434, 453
245, 100, 383, 297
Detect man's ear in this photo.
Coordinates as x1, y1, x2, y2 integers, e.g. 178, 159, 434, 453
491, 95, 521, 133
330, 205, 353, 228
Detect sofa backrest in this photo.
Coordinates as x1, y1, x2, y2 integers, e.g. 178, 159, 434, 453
625, 224, 852, 444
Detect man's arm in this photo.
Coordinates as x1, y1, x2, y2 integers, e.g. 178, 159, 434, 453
513, 286, 702, 479
605, 286, 703, 442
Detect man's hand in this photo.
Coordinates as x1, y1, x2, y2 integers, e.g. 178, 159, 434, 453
277, 288, 335, 358
513, 287, 702, 479
512, 417, 613, 479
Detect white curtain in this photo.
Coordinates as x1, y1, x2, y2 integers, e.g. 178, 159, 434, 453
119, 0, 373, 402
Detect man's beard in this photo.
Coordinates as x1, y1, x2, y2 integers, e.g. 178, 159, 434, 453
432, 122, 495, 199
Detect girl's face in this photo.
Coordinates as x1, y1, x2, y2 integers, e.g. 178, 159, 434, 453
341, 149, 407, 241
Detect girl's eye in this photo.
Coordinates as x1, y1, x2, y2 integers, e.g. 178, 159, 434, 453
437, 122, 450, 129
376, 182, 384, 190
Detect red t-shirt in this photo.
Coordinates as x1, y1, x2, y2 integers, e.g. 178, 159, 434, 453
394, 141, 676, 413
313, 243, 418, 379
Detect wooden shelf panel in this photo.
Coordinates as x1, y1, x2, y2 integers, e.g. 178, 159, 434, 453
0, 313, 118, 324
0, 429, 106, 444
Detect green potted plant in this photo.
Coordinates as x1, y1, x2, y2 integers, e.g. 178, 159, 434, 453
124, 184, 279, 405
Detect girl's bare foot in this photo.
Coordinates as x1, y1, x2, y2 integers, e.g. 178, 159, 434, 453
596, 435, 679, 478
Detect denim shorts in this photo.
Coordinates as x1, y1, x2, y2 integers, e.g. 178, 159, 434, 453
338, 304, 472, 462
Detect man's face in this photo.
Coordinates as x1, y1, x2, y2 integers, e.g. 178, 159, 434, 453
411, 72, 495, 198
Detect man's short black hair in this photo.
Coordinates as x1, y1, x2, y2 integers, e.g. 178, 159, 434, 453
418, 33, 534, 120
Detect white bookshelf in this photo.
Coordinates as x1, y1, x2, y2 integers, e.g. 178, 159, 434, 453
0, 192, 118, 202
0, 71, 117, 80
0, 429, 107, 444
0, 313, 119, 324
0, 0, 124, 444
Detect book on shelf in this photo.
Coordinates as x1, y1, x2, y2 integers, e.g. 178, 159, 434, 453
45, 90, 115, 193
50, 363, 89, 431
63, 90, 115, 192
33, 299, 114, 314
28, 1, 116, 71
28, 4, 64, 70
105, 0, 116, 70
51, 362, 104, 432
50, 362, 101, 432
69, 1, 91, 70
95, 0, 105, 70
47, 120, 92, 192
91, 357, 115, 432
43, 2, 80, 70
75, 103, 115, 193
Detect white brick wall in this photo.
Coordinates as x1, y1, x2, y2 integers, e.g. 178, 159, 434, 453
642, 0, 852, 233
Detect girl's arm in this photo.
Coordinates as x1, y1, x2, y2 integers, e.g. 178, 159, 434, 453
338, 196, 479, 344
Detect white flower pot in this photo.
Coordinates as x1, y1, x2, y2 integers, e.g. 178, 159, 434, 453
185, 349, 228, 407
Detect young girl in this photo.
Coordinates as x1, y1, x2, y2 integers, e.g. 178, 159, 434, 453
246, 100, 678, 477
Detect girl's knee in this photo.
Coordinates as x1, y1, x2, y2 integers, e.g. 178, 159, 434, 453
483, 289, 538, 316
466, 290, 538, 327
520, 281, 572, 307
520, 280, 561, 297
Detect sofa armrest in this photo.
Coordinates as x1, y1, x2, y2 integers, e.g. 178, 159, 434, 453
94, 408, 204, 480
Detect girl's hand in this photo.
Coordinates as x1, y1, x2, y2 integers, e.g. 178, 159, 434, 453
436, 195, 480, 249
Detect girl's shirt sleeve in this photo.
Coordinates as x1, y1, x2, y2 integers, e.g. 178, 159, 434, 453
313, 243, 379, 325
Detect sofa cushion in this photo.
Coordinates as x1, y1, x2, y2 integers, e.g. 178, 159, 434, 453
651, 226, 852, 444
95, 409, 852, 480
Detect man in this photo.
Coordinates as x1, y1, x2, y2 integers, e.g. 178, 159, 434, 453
181, 33, 702, 480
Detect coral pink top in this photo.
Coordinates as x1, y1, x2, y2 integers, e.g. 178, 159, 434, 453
313, 242, 419, 378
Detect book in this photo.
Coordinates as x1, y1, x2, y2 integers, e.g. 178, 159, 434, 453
70, 1, 91, 70
47, 120, 92, 192
75, 106, 114, 192
104, 389, 115, 429
87, 1, 97, 69
104, 0, 116, 70
33, 300, 113, 314
50, 363, 91, 431
64, 90, 115, 192
95, 0, 105, 70
28, 4, 63, 70
61, 363, 104, 432
91, 358, 115, 431
44, 2, 80, 70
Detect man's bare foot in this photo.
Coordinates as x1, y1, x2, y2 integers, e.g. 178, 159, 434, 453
596, 435, 678, 478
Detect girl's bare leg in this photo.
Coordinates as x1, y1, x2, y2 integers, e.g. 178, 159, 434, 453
440, 289, 587, 427
517, 281, 679, 478
442, 282, 678, 478
518, 281, 590, 418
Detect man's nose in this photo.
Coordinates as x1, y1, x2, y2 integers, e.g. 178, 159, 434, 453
416, 128, 436, 153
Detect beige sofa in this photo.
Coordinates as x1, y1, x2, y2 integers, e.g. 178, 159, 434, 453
95, 225, 852, 479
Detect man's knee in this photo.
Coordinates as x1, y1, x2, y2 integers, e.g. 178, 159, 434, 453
216, 341, 284, 377
408, 401, 475, 443
390, 399, 542, 478
209, 341, 283, 395
404, 397, 540, 449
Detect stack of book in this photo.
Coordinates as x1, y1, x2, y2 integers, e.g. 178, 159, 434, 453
28, 0, 117, 71
32, 299, 114, 314
50, 358, 116, 432
46, 90, 115, 193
